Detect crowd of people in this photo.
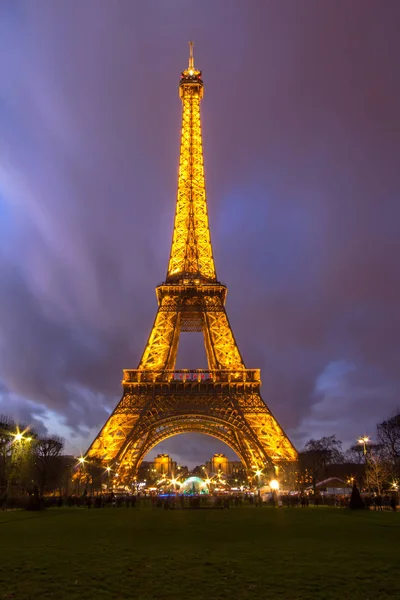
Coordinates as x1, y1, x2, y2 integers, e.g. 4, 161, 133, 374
1, 486, 398, 512
43, 490, 399, 511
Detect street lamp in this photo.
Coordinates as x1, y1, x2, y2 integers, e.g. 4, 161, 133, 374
358, 436, 370, 494
358, 436, 370, 456
13, 430, 32, 443
105, 466, 112, 490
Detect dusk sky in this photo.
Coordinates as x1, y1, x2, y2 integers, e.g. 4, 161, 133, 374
0, 0, 399, 466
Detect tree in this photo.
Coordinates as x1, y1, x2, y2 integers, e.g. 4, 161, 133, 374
344, 444, 366, 465
377, 412, 400, 477
85, 458, 105, 492
365, 446, 391, 495
33, 437, 64, 497
0, 416, 35, 496
0, 416, 15, 491
299, 436, 344, 493
57, 456, 74, 496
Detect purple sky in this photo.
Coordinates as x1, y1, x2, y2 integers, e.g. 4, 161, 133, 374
0, 1, 399, 467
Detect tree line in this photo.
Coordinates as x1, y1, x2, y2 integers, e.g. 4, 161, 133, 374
1, 409, 399, 499
298, 411, 400, 494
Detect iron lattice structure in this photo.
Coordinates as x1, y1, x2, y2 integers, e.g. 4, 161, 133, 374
86, 44, 297, 482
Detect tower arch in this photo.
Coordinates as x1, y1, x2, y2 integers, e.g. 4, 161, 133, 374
112, 412, 268, 480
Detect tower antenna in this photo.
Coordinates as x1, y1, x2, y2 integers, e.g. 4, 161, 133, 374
188, 41, 194, 70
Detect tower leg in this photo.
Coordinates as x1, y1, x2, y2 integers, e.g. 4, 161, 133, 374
203, 298, 245, 369
139, 299, 181, 370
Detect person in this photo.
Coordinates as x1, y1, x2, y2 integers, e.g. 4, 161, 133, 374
390, 495, 397, 512
374, 494, 383, 511
0, 490, 7, 510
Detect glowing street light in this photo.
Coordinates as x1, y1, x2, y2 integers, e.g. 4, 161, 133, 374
78, 456, 86, 465
255, 469, 262, 477
358, 436, 370, 444
358, 436, 371, 493
269, 479, 279, 491
13, 429, 31, 443
358, 436, 370, 456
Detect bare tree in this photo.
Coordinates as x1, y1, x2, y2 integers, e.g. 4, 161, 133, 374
365, 448, 391, 495
298, 436, 344, 493
377, 412, 400, 477
33, 437, 64, 496
344, 444, 366, 464
0, 416, 15, 494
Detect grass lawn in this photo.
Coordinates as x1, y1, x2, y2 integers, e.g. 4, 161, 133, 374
0, 506, 399, 600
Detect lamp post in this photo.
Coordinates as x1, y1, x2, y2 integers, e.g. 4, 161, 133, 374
358, 436, 370, 457
106, 466, 111, 491
76, 456, 86, 495
254, 469, 263, 505
391, 481, 399, 508
358, 436, 370, 493
255, 469, 262, 489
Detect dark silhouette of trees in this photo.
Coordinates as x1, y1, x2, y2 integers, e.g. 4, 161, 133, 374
84, 458, 104, 492
344, 444, 365, 464
377, 412, 400, 478
32, 437, 64, 497
0, 415, 15, 490
299, 436, 344, 493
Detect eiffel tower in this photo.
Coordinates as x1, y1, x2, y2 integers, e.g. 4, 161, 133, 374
86, 43, 297, 483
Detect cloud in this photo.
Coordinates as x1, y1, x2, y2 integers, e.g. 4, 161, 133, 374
0, 391, 49, 437
0, 0, 399, 465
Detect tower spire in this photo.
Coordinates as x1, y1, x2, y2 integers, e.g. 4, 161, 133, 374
167, 43, 216, 282
188, 40, 194, 70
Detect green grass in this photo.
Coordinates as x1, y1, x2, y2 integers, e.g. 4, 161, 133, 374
0, 506, 399, 600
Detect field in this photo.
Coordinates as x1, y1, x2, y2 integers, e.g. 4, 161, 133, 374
0, 505, 399, 600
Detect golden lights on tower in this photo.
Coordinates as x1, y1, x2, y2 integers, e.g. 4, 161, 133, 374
83, 43, 297, 485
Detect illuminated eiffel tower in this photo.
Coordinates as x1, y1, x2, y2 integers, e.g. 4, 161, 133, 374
86, 43, 297, 482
